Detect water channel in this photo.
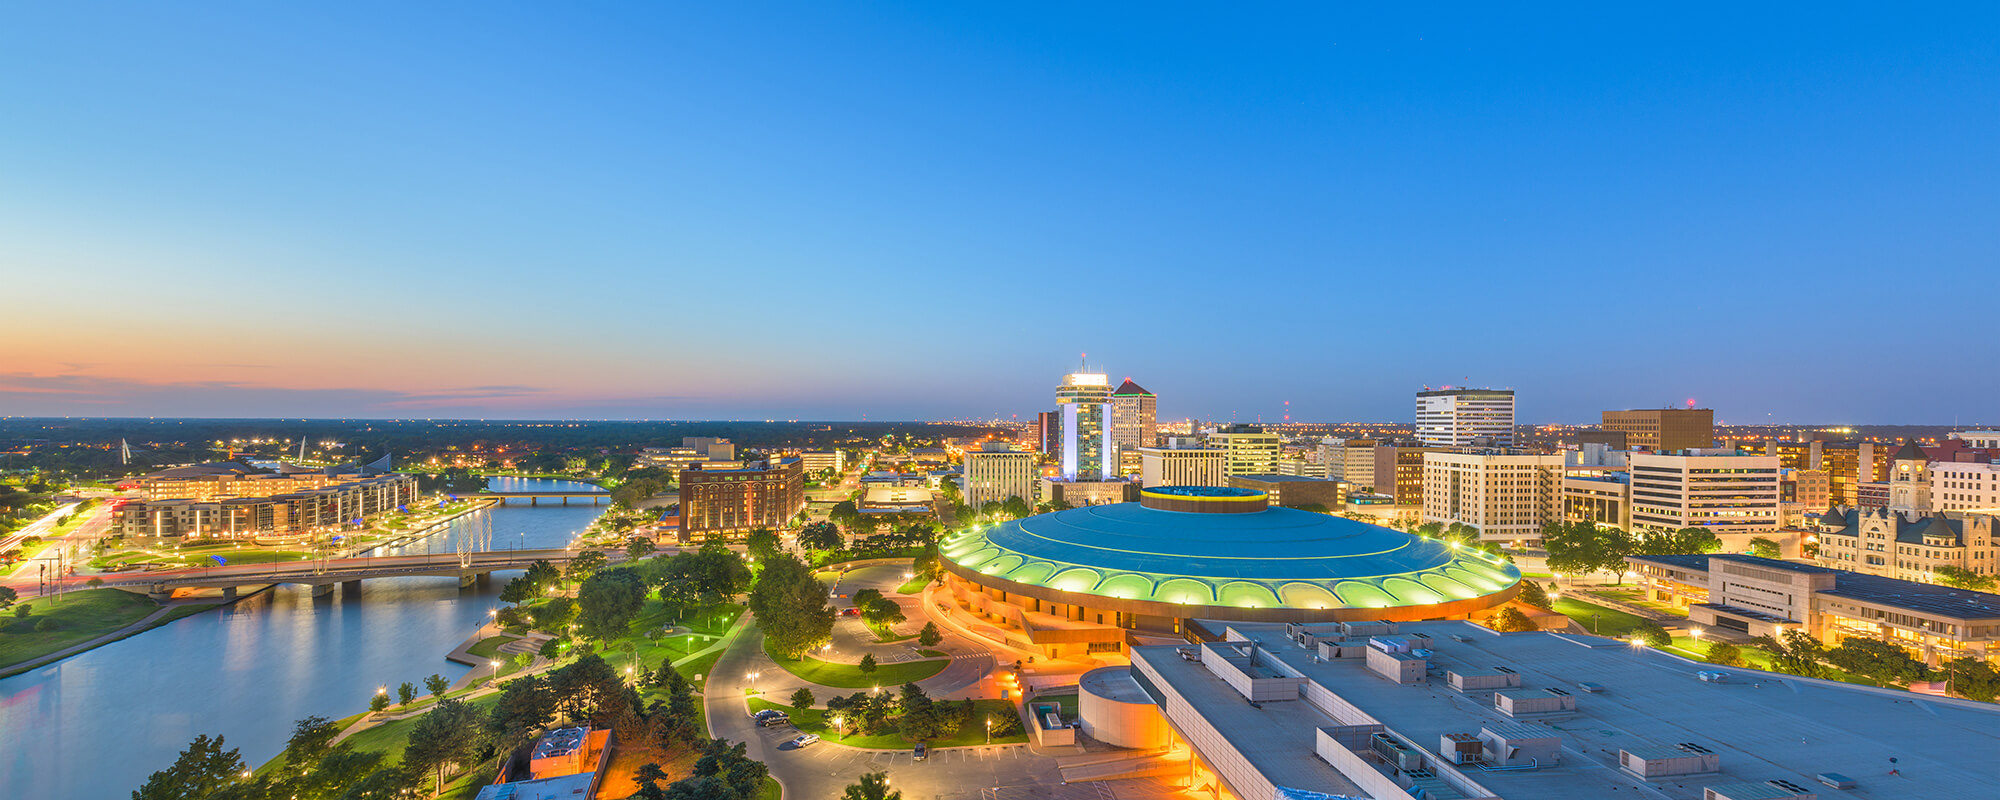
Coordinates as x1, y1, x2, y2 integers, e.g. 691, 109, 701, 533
0, 477, 609, 798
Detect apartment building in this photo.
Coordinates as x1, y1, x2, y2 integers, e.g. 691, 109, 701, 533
677, 458, 805, 538
1420, 452, 1564, 543
962, 442, 1038, 507
1137, 440, 1227, 488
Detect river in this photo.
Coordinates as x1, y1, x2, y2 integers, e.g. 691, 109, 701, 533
0, 477, 609, 798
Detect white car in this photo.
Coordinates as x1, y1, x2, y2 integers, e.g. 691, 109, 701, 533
790, 733, 821, 748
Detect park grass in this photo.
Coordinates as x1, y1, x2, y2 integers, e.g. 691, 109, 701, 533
0, 588, 168, 669
895, 575, 930, 595
747, 697, 1027, 748
865, 619, 917, 643
342, 694, 504, 761
1036, 692, 1079, 718
1551, 597, 1649, 638
757, 777, 782, 800
761, 637, 947, 688
467, 635, 518, 660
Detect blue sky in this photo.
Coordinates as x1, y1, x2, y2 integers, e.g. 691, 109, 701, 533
2, 3, 1996, 424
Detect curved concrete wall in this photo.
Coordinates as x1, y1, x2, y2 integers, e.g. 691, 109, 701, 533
1077, 666, 1171, 750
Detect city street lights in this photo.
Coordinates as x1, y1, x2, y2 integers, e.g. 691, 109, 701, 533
489, 659, 501, 684
985, 717, 992, 744
748, 671, 760, 694
832, 715, 845, 741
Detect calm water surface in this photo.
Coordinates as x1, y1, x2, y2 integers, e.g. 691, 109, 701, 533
0, 477, 606, 798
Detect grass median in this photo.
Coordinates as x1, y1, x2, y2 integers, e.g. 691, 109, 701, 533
760, 638, 946, 688
747, 697, 1026, 748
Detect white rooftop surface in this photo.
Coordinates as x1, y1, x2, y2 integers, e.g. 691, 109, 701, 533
1136, 646, 1370, 797
1145, 621, 2000, 800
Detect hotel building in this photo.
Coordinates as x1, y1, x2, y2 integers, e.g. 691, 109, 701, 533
677, 457, 804, 538
962, 442, 1038, 508
1415, 388, 1515, 448
1627, 451, 1781, 533
1137, 439, 1227, 488
1205, 424, 1280, 478
1420, 452, 1564, 543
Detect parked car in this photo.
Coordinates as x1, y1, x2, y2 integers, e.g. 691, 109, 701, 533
758, 713, 791, 727
790, 733, 820, 748
913, 742, 928, 762
841, 608, 861, 616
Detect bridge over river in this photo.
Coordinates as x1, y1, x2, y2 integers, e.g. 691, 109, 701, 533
71, 548, 627, 600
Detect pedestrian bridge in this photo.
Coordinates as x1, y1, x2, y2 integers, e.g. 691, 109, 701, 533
465, 491, 612, 505
88, 548, 622, 600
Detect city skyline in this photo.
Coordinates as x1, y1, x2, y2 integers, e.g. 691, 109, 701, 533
5, 5, 1999, 422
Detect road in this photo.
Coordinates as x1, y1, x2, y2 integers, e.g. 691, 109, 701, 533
0, 547, 621, 596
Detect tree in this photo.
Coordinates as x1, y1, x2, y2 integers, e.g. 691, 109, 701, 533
1541, 520, 1630, 581
566, 550, 609, 582
1631, 619, 1671, 648
397, 681, 416, 708
748, 554, 834, 658
133, 733, 245, 800
859, 653, 878, 674
403, 696, 483, 795
1745, 537, 1782, 559
626, 537, 657, 562
1000, 496, 1032, 520
0, 585, 15, 608
842, 769, 903, 800
280, 716, 341, 770
898, 683, 940, 742
1934, 565, 1999, 592
790, 687, 815, 710
488, 675, 557, 753
1515, 580, 1552, 610
918, 621, 942, 647
369, 691, 390, 713
578, 568, 648, 641
1826, 637, 1930, 688
745, 528, 782, 564
425, 673, 451, 699
1940, 656, 2000, 702
1752, 629, 1829, 679
525, 559, 563, 591
531, 596, 580, 633
87, 576, 105, 589
852, 588, 884, 608
799, 521, 844, 552
1634, 527, 1723, 557
499, 574, 540, 604
1703, 641, 1746, 667
1489, 606, 1536, 632
863, 597, 905, 627
650, 667, 701, 749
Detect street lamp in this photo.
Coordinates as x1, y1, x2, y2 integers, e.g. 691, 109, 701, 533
489, 659, 501, 683
985, 717, 992, 744
749, 671, 760, 693
832, 715, 845, 741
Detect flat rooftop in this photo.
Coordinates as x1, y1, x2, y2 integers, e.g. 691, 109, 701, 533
1633, 554, 2000, 619
1138, 620, 2000, 800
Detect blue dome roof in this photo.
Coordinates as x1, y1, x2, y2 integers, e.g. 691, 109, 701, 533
942, 502, 1520, 609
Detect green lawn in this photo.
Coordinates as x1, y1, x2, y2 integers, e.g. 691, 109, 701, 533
1036, 692, 1079, 718
865, 620, 916, 643
761, 638, 947, 688
895, 575, 930, 595
757, 777, 781, 800
1551, 598, 1649, 638
467, 635, 518, 660
0, 589, 169, 670
747, 697, 1026, 748
341, 694, 503, 761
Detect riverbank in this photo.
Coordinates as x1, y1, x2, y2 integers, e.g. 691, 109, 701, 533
0, 589, 236, 677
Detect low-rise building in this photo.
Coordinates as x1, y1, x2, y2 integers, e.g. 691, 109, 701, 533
1629, 553, 2000, 666
1096, 619, 2000, 800
1229, 475, 1346, 509
798, 450, 844, 473
1812, 505, 1997, 583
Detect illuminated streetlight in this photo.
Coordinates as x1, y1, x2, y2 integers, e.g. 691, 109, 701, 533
489, 659, 501, 683
985, 717, 992, 744
749, 671, 761, 693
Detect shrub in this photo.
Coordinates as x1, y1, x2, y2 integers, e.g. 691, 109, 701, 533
1490, 606, 1536, 632
1704, 641, 1745, 667
1632, 620, 1672, 648
33, 616, 60, 632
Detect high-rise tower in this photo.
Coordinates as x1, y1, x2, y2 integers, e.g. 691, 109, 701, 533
1416, 388, 1515, 448
1111, 378, 1157, 475
1057, 365, 1115, 481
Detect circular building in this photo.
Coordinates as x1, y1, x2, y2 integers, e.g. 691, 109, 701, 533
939, 486, 1519, 658
1077, 665, 1170, 749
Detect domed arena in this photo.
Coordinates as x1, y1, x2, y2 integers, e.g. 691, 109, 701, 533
937, 486, 1521, 658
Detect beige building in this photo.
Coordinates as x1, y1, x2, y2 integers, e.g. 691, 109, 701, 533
1420, 452, 1564, 543
1415, 388, 1514, 448
1813, 506, 1997, 583
1205, 425, 1280, 478
962, 442, 1037, 508
1316, 438, 1377, 485
798, 450, 844, 473
1627, 451, 1781, 534
1630, 553, 2000, 666
1601, 408, 1714, 451
1110, 378, 1157, 476
1781, 468, 1830, 527
1137, 440, 1227, 488
1931, 460, 2000, 514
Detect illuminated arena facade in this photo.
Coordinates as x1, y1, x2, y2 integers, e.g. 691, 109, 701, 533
939, 486, 1521, 658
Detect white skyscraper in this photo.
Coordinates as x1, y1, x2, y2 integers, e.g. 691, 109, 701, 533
1057, 367, 1115, 481
1415, 388, 1516, 448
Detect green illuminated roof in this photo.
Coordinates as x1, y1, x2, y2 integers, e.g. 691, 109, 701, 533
942, 502, 1519, 609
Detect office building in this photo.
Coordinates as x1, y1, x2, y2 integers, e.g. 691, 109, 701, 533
1627, 450, 1781, 534
1630, 553, 2000, 666
1056, 369, 1115, 481
1415, 388, 1515, 448
677, 457, 804, 538
1316, 438, 1375, 484
1091, 618, 2000, 800
1955, 430, 2000, 449
1421, 452, 1564, 543
1229, 474, 1346, 509
1037, 410, 1061, 456
1137, 439, 1227, 488
1601, 407, 1715, 451
1779, 468, 1829, 526
1110, 378, 1157, 475
1933, 460, 2000, 514
962, 442, 1038, 508
1205, 424, 1280, 477
798, 450, 844, 474
1275, 456, 1327, 478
